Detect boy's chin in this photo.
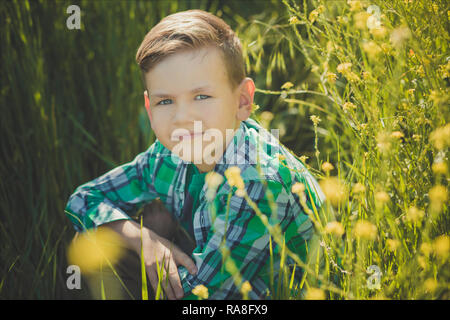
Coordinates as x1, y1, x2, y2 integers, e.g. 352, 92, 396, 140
171, 144, 222, 166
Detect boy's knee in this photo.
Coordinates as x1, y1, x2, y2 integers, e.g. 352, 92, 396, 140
141, 199, 178, 240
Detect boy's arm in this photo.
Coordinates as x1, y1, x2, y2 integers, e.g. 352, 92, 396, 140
65, 142, 161, 232
177, 179, 313, 299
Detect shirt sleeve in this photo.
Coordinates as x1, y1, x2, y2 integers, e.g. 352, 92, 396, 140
178, 179, 302, 300
64, 142, 161, 232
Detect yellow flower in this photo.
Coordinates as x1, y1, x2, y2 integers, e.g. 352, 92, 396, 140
299, 155, 309, 164
66, 227, 124, 274
337, 62, 352, 74
289, 16, 299, 25
192, 284, 209, 299
310, 115, 321, 125
276, 153, 286, 161
347, 0, 362, 12
251, 103, 260, 113
430, 124, 450, 150
326, 72, 337, 84
337, 62, 359, 82
205, 172, 223, 190
321, 161, 334, 172
309, 10, 319, 23
386, 239, 400, 252
319, 177, 348, 207
432, 162, 448, 175
405, 206, 424, 223
362, 41, 382, 60
305, 287, 326, 300
376, 132, 392, 153
240, 281, 252, 297
342, 102, 357, 111
420, 242, 433, 257
281, 81, 294, 90
412, 134, 421, 142
362, 71, 371, 80
424, 278, 438, 293
354, 11, 370, 29
390, 131, 404, 139
390, 26, 411, 48
375, 191, 390, 204
433, 235, 449, 259
429, 185, 448, 212
353, 220, 377, 240
291, 182, 306, 195
316, 5, 325, 14
352, 182, 366, 194
324, 221, 344, 237
260, 111, 274, 129
370, 26, 388, 39
235, 189, 246, 197
224, 166, 245, 190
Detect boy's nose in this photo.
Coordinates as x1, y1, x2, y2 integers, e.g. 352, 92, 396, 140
172, 103, 196, 128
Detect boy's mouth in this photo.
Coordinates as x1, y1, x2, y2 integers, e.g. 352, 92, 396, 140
177, 132, 203, 140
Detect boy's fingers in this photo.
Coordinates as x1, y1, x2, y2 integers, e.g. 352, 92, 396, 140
173, 249, 198, 275
147, 268, 159, 298
167, 259, 184, 299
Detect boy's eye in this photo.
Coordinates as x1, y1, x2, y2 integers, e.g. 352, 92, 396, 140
156, 95, 210, 105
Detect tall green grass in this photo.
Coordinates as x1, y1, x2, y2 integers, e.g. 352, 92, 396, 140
1, 0, 448, 299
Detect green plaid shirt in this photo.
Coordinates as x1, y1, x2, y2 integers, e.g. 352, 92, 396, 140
65, 117, 325, 299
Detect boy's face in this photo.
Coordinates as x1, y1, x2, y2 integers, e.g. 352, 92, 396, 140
144, 46, 255, 173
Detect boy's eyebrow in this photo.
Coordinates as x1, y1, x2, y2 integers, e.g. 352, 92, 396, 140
150, 85, 213, 98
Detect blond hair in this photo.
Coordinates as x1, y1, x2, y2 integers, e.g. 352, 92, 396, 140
135, 9, 245, 91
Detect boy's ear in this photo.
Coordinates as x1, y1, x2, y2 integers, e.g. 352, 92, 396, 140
236, 78, 256, 121
144, 90, 152, 123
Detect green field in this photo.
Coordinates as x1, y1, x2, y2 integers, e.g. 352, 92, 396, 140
1, 0, 448, 299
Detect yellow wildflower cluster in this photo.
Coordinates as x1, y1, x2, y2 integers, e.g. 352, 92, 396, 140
291, 182, 306, 197
321, 161, 334, 172
432, 162, 448, 175
405, 206, 425, 224
310, 115, 321, 125
192, 284, 209, 299
205, 171, 224, 201
342, 102, 357, 111
433, 235, 449, 260
224, 166, 246, 197
324, 221, 345, 237
319, 177, 348, 207
375, 190, 390, 204
240, 281, 252, 299
430, 123, 450, 150
353, 220, 378, 240
67, 227, 124, 274
390, 26, 411, 48
309, 5, 325, 23
281, 81, 294, 90
289, 16, 299, 25
326, 72, 337, 83
337, 62, 359, 82
386, 239, 400, 252
305, 287, 326, 300
352, 182, 366, 194
429, 185, 448, 212
362, 41, 382, 60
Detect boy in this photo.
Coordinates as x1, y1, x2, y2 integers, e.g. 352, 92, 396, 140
65, 9, 325, 300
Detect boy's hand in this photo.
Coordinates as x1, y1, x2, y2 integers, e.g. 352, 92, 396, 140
141, 227, 198, 300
